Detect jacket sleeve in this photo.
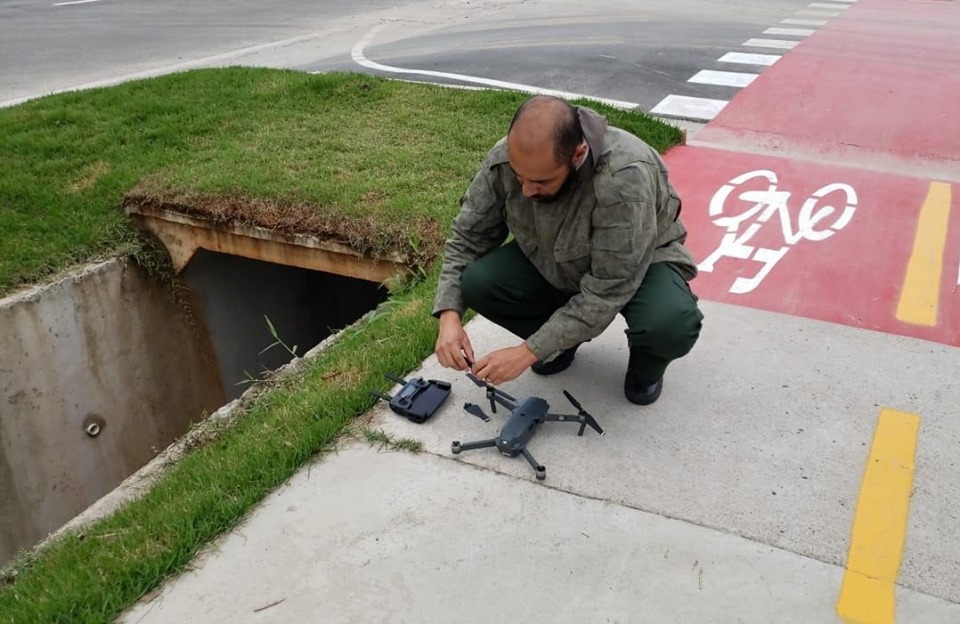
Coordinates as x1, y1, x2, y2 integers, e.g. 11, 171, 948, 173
524, 162, 659, 359
432, 147, 509, 319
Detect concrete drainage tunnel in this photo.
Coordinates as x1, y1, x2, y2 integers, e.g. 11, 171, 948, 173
0, 203, 407, 565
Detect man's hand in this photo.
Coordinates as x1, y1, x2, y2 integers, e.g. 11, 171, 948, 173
435, 310, 475, 371
473, 343, 538, 386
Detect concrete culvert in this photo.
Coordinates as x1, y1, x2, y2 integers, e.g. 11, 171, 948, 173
181, 249, 389, 401
0, 197, 412, 566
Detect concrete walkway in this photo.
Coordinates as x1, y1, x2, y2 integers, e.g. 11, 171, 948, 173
118, 304, 960, 623
119, 0, 960, 621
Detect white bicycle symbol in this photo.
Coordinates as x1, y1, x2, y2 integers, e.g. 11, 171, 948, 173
698, 169, 859, 294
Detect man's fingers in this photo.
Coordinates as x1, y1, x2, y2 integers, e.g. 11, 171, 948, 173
473, 359, 493, 381
452, 343, 472, 371
438, 345, 458, 370
460, 348, 475, 371
461, 333, 476, 364
472, 360, 485, 378
438, 336, 469, 370
436, 324, 476, 372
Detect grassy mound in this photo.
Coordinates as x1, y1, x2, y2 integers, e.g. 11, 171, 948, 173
0, 68, 682, 294
0, 68, 684, 623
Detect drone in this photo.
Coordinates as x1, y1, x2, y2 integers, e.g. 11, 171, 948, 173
451, 373, 604, 481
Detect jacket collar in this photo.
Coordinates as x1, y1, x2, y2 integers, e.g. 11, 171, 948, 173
576, 105, 608, 172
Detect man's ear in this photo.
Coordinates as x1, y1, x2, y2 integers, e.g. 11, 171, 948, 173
573, 140, 589, 167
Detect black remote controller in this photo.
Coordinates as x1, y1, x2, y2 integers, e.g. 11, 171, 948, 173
371, 372, 452, 423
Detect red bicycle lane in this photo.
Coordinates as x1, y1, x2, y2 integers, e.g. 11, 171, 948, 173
690, 0, 960, 179
657, 0, 960, 347
666, 144, 959, 347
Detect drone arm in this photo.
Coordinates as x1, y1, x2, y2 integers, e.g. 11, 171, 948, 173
521, 448, 546, 481
466, 372, 518, 413
490, 393, 517, 412
556, 390, 604, 435
543, 413, 604, 436
452, 438, 498, 453
543, 413, 579, 423
467, 372, 516, 400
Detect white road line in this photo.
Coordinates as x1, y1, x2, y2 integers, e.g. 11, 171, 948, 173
743, 38, 799, 50
797, 10, 841, 16
764, 27, 816, 37
52, 0, 106, 5
782, 18, 828, 26
831, 0, 858, 3
350, 25, 638, 110
649, 95, 727, 121
718, 52, 781, 66
809, 2, 849, 9
688, 70, 757, 88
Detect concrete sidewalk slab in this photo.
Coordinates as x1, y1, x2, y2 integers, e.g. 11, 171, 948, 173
370, 302, 960, 605
117, 444, 959, 624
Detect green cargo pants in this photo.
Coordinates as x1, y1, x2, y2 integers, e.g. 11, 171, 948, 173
461, 241, 704, 381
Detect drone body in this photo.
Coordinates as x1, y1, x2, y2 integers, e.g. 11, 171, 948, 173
495, 396, 549, 456
452, 374, 603, 481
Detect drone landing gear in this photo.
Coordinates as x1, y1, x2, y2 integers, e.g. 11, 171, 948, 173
521, 448, 547, 481
451, 439, 547, 480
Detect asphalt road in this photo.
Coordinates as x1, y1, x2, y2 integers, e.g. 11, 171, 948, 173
314, 1, 813, 112
1, 0, 814, 115
0, 0, 401, 104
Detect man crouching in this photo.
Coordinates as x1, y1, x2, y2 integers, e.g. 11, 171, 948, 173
432, 94, 704, 406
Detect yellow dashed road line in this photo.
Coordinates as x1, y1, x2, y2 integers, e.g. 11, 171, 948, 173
896, 181, 952, 327
837, 407, 920, 624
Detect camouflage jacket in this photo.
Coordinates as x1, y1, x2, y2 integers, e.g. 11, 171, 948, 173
432, 105, 698, 362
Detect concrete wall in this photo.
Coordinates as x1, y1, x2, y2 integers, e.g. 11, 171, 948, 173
181, 250, 388, 401
0, 258, 226, 564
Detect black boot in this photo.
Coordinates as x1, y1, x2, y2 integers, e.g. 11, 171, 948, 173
531, 343, 581, 375
624, 348, 663, 405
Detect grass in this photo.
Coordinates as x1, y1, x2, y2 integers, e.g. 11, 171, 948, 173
362, 427, 424, 454
0, 68, 684, 623
0, 67, 683, 296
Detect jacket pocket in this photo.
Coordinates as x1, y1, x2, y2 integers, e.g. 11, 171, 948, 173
554, 243, 590, 262
554, 243, 592, 286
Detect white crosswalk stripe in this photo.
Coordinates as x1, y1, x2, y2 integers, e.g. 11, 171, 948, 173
650, 95, 728, 121
688, 70, 758, 88
782, 18, 828, 26
764, 27, 816, 37
717, 52, 781, 66
648, 7, 844, 122
743, 38, 799, 49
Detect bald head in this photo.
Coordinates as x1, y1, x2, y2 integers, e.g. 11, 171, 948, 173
507, 95, 584, 166
505, 95, 587, 202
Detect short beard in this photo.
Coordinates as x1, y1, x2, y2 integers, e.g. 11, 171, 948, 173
530, 166, 576, 203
